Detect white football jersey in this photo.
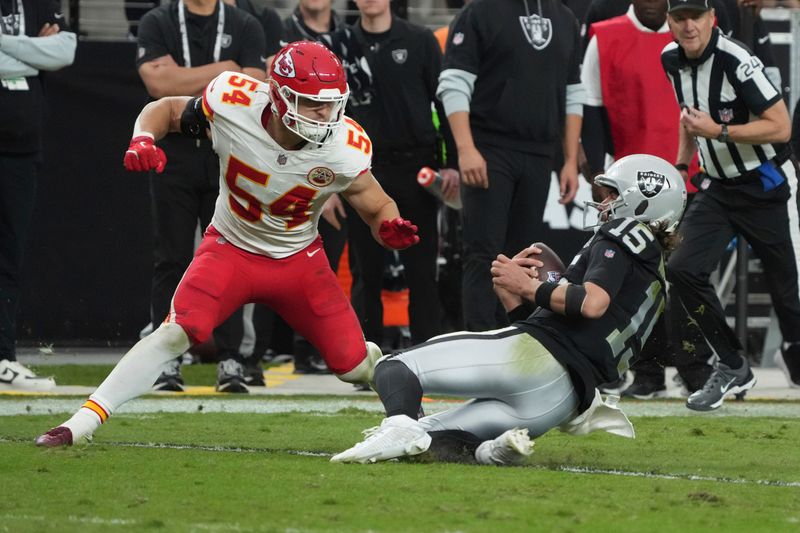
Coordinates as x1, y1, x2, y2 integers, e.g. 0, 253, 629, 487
202, 71, 372, 258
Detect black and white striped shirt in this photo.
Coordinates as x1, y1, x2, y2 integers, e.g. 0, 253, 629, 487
661, 28, 785, 179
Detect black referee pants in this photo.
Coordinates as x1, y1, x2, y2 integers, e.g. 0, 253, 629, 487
347, 148, 441, 346
0, 153, 39, 360
461, 144, 553, 330
149, 140, 243, 360
667, 161, 800, 366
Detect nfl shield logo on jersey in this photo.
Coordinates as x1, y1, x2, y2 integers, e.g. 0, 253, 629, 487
519, 14, 552, 50
718, 108, 734, 123
637, 170, 665, 198
307, 167, 335, 187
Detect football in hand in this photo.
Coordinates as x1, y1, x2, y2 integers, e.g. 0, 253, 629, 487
532, 242, 566, 283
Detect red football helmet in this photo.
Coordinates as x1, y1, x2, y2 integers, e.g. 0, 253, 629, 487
269, 41, 350, 145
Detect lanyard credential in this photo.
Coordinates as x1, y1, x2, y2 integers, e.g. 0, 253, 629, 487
17, 0, 25, 35
0, 0, 25, 35
177, 0, 224, 67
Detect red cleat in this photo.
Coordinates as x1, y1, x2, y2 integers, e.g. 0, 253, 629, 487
35, 426, 73, 447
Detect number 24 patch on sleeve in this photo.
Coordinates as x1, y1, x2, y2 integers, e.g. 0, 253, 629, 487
735, 56, 764, 83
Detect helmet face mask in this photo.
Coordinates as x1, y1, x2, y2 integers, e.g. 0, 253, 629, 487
269, 41, 350, 145
583, 154, 688, 233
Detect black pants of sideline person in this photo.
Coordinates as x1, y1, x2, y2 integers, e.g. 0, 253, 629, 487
0, 153, 39, 360
347, 148, 441, 346
149, 138, 244, 361
461, 144, 553, 331
667, 162, 800, 367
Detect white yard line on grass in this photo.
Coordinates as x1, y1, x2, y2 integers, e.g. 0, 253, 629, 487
552, 465, 800, 488
1, 514, 137, 526
0, 513, 282, 532
1, 397, 799, 417
3, 436, 798, 488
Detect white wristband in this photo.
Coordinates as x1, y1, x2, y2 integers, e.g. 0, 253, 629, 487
132, 131, 155, 140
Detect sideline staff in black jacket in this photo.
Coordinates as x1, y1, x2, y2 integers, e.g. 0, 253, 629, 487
0, 0, 75, 389
333, 0, 458, 344
437, 0, 584, 330
329, 0, 458, 347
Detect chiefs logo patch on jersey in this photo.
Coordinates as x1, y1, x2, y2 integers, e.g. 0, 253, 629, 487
307, 167, 335, 188
637, 170, 665, 198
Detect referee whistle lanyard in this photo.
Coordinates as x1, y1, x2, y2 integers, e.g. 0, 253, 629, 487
177, 0, 225, 67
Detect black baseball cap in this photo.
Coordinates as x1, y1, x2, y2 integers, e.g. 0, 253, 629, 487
667, 0, 711, 13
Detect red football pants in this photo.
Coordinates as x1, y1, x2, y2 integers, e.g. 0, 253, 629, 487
167, 227, 366, 375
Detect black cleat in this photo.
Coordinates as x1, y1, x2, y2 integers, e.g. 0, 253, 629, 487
244, 363, 266, 387
621, 380, 667, 400
153, 359, 185, 392
216, 359, 249, 394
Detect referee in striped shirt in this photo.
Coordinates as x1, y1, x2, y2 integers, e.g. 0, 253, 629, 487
661, 0, 800, 410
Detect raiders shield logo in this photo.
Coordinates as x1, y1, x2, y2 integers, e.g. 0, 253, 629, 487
637, 170, 666, 198
519, 14, 552, 50
391, 49, 408, 64
307, 167, 335, 188
221, 34, 232, 48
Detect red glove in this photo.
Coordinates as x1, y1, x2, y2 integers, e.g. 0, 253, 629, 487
123, 135, 167, 173
379, 217, 420, 250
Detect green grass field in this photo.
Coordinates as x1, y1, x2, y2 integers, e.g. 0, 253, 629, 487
1, 365, 799, 532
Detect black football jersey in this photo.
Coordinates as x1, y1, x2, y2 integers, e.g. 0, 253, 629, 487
515, 217, 666, 411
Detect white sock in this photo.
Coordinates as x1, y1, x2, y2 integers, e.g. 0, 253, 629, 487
474, 440, 496, 465
60, 323, 190, 440
61, 397, 109, 441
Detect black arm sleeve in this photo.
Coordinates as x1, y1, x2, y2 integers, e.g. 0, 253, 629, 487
48, 0, 70, 31
581, 105, 611, 176
237, 13, 267, 69
180, 97, 210, 139
136, 11, 172, 67
753, 18, 777, 69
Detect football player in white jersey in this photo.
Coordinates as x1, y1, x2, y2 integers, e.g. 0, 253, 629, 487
35, 41, 419, 447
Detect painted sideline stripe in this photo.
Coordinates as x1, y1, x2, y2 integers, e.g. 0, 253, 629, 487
1, 397, 799, 417
0, 513, 262, 532
3, 436, 798, 488
552, 465, 800, 488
